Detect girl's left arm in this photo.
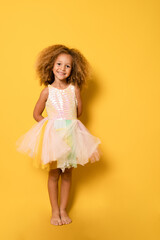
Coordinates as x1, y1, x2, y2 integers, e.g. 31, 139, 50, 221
75, 83, 82, 118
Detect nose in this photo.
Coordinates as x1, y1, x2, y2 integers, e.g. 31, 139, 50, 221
60, 65, 65, 71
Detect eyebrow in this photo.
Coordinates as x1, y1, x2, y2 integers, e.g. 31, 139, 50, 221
57, 61, 72, 65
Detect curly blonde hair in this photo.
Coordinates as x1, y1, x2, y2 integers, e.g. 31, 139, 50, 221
35, 44, 92, 89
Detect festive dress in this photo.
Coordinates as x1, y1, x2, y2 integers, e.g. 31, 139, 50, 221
16, 84, 101, 172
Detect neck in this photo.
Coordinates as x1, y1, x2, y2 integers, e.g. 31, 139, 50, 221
53, 80, 68, 88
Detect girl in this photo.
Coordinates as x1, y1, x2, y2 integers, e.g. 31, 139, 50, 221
16, 44, 101, 226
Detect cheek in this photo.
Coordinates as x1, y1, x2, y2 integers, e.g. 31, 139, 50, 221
68, 68, 72, 74
52, 66, 56, 72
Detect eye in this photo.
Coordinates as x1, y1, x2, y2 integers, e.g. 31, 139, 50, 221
57, 63, 61, 65
66, 65, 71, 68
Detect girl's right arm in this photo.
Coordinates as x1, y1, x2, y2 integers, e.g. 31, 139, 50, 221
33, 87, 49, 122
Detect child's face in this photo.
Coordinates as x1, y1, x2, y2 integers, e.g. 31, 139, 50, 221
52, 53, 73, 82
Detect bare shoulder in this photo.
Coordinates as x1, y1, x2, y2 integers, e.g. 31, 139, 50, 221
39, 86, 49, 102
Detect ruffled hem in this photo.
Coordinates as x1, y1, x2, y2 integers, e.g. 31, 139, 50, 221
16, 117, 101, 172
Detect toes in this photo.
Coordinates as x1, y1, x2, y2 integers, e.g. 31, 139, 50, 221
51, 219, 58, 225
58, 220, 62, 225
61, 218, 66, 225
66, 218, 70, 224
51, 218, 62, 226
68, 218, 72, 224
61, 217, 72, 225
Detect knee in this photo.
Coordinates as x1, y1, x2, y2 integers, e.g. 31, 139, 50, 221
49, 168, 61, 181
61, 168, 73, 181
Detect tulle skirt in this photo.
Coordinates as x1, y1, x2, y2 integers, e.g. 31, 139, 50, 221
16, 117, 101, 172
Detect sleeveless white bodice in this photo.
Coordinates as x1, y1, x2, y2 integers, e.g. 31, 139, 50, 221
45, 84, 78, 120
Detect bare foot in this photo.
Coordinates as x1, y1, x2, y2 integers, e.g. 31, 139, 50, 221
60, 209, 72, 225
50, 210, 62, 226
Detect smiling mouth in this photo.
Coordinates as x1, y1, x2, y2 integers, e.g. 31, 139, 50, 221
58, 72, 66, 75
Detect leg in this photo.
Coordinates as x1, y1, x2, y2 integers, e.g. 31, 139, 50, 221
59, 167, 73, 224
48, 168, 62, 226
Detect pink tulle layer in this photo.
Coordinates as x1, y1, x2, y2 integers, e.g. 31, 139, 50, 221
16, 117, 101, 172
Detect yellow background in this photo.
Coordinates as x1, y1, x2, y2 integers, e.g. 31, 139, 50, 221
0, 0, 160, 239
